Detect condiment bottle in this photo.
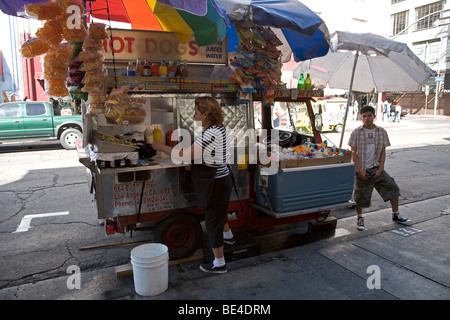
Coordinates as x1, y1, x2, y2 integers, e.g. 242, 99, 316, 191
143, 60, 151, 76
136, 58, 142, 76
159, 60, 168, 77
151, 62, 159, 76
181, 60, 188, 77
153, 126, 162, 142
167, 61, 175, 77
175, 60, 181, 77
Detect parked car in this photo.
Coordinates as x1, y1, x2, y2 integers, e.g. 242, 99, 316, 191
0, 101, 83, 149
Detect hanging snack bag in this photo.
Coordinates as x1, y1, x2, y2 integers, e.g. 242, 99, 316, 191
105, 102, 128, 125
62, 23, 88, 42
44, 65, 68, 80
46, 79, 69, 97
44, 43, 73, 68
21, 1, 65, 20
88, 23, 108, 40
36, 20, 63, 48
21, 38, 50, 58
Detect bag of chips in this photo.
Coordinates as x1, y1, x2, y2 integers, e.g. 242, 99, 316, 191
36, 20, 63, 48
21, 38, 50, 58
22, 1, 65, 20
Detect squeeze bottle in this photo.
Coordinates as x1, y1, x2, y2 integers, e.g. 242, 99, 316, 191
153, 126, 162, 142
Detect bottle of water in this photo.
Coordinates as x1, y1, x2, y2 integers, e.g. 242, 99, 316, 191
126, 61, 136, 76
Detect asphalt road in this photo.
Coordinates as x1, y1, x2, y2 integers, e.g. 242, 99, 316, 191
0, 115, 449, 291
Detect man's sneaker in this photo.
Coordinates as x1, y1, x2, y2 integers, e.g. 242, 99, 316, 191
392, 212, 412, 225
223, 236, 235, 245
200, 262, 227, 274
356, 217, 366, 231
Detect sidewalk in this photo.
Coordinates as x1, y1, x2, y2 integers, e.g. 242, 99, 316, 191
1, 195, 449, 301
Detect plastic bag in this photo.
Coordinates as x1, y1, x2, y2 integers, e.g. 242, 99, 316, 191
22, 2, 65, 20
82, 37, 103, 52
88, 23, 108, 40
21, 38, 50, 58
62, 23, 88, 42
106, 87, 128, 105
105, 102, 128, 124
44, 44, 73, 68
43, 65, 68, 80
46, 79, 69, 97
36, 20, 63, 48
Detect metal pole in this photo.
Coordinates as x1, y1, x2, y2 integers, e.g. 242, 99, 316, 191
339, 45, 360, 149
434, 79, 439, 117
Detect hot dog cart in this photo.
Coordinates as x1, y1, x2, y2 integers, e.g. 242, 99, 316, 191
77, 29, 355, 260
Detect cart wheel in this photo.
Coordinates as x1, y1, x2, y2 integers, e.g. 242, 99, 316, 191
153, 213, 203, 260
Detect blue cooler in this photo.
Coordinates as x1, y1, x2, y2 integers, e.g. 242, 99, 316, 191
255, 163, 355, 212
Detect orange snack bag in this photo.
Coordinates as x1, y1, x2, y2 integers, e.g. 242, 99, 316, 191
47, 79, 69, 97
82, 37, 103, 52
24, 2, 65, 20
62, 23, 88, 42
44, 44, 73, 67
21, 38, 50, 58
36, 20, 63, 48
88, 23, 108, 40
43, 65, 68, 80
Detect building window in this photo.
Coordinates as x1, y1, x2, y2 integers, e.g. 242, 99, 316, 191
391, 10, 408, 36
413, 39, 441, 65
391, 0, 405, 4
415, 1, 443, 30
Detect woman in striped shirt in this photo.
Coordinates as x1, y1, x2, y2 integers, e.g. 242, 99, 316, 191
152, 96, 233, 274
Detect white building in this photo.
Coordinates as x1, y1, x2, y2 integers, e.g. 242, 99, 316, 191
388, 0, 450, 90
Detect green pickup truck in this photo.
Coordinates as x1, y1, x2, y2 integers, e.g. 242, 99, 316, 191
0, 101, 83, 150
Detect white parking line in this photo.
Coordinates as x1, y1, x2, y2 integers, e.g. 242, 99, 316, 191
13, 211, 69, 233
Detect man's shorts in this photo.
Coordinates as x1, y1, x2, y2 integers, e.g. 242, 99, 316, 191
354, 167, 400, 208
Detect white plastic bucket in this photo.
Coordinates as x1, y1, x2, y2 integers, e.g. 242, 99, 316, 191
130, 243, 169, 296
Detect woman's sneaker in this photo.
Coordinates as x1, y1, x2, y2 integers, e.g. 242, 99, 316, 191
356, 217, 366, 231
392, 212, 412, 225
223, 236, 235, 245
200, 262, 227, 274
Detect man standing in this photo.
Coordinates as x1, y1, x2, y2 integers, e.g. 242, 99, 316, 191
382, 100, 390, 121
348, 105, 411, 231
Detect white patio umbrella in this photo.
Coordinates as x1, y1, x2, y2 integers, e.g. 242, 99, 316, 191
293, 31, 435, 147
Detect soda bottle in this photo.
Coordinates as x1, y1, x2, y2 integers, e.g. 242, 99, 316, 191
159, 60, 168, 77
175, 60, 182, 77
305, 73, 312, 90
143, 60, 151, 76
151, 62, 159, 76
167, 61, 175, 77
297, 73, 305, 90
126, 61, 136, 76
181, 60, 188, 77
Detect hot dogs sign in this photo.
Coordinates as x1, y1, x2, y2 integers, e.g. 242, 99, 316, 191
102, 29, 227, 64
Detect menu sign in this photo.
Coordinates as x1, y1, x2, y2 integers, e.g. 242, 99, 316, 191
102, 29, 227, 64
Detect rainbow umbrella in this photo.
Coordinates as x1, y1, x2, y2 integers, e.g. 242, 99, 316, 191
0, 0, 230, 47
85, 0, 230, 46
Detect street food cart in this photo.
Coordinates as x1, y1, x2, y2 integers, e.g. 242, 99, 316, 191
76, 29, 355, 260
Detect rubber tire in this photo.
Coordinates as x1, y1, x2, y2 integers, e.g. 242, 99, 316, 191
334, 124, 343, 133
153, 213, 203, 260
60, 128, 82, 150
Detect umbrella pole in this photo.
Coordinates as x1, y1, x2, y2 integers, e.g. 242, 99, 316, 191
339, 46, 360, 148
